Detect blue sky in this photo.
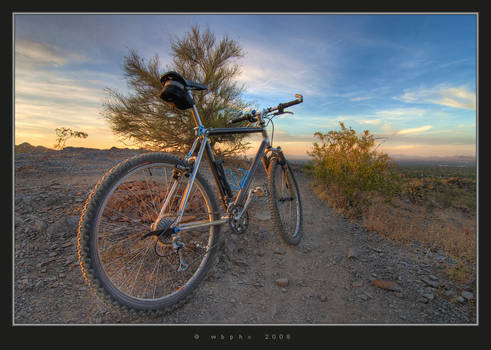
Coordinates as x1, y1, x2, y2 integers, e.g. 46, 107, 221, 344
14, 13, 477, 158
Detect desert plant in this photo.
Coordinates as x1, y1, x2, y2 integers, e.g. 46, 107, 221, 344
54, 127, 88, 150
102, 25, 251, 157
307, 122, 401, 213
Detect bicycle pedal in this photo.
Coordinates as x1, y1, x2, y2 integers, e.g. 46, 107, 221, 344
254, 186, 265, 197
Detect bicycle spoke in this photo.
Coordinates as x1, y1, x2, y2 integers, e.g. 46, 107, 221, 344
94, 160, 216, 301
273, 162, 299, 239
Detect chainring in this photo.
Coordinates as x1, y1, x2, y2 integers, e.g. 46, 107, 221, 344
228, 205, 249, 234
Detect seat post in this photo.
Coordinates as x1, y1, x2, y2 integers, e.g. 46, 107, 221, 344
188, 89, 203, 127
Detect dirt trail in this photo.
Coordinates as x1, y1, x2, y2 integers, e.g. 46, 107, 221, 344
13, 147, 476, 324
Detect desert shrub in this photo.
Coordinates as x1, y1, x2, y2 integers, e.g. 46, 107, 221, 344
307, 122, 401, 214
398, 173, 476, 212
102, 25, 251, 157
54, 127, 88, 150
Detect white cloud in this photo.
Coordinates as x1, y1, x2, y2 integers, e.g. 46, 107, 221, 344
349, 96, 372, 102
14, 68, 115, 147
237, 44, 324, 97
396, 85, 476, 110
15, 39, 88, 68
396, 125, 432, 135
359, 119, 381, 125
16, 76, 105, 104
14, 66, 123, 106
375, 108, 427, 119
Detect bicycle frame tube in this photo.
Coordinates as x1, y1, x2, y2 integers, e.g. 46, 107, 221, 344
160, 104, 273, 232
233, 136, 269, 207
175, 133, 208, 223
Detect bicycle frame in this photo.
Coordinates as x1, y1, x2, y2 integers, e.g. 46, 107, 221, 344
153, 90, 285, 233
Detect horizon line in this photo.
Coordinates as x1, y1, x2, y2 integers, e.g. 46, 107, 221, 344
13, 141, 477, 162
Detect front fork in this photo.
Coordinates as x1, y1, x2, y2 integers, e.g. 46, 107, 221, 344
150, 134, 208, 269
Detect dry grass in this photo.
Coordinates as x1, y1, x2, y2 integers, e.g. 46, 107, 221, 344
311, 179, 476, 282
362, 196, 476, 259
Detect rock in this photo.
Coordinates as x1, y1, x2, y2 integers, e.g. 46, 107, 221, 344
422, 292, 434, 301
461, 291, 474, 300
418, 297, 429, 304
352, 281, 363, 287
319, 295, 328, 302
456, 296, 465, 303
61, 241, 73, 248
273, 250, 286, 255
232, 259, 249, 267
27, 216, 48, 233
296, 280, 306, 287
275, 278, 289, 288
347, 248, 358, 259
225, 240, 237, 255
46, 216, 79, 239
444, 290, 456, 297
421, 277, 440, 288
372, 280, 403, 292
428, 274, 439, 281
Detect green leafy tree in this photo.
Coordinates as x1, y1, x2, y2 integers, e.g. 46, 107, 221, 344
102, 25, 250, 157
54, 127, 88, 150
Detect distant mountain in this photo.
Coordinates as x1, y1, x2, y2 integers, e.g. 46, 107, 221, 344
15, 142, 54, 154
390, 154, 476, 167
14, 142, 148, 154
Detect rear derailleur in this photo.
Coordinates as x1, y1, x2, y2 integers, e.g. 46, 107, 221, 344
141, 217, 188, 272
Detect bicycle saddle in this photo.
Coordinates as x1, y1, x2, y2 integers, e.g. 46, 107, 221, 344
160, 71, 208, 91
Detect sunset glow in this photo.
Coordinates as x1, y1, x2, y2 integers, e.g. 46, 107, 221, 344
14, 13, 477, 159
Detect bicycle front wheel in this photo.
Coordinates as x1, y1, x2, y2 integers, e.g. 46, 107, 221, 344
77, 152, 220, 314
267, 157, 303, 245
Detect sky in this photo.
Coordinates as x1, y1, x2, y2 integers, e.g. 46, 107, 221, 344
13, 13, 477, 159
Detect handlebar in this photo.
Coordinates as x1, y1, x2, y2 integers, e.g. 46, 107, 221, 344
228, 111, 258, 125
228, 94, 303, 125
276, 94, 303, 111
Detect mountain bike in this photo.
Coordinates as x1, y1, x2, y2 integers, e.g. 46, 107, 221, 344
77, 71, 303, 314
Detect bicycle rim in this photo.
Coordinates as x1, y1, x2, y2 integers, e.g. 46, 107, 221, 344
92, 161, 215, 305
271, 160, 301, 240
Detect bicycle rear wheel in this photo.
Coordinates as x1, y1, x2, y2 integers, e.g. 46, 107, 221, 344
267, 157, 303, 245
77, 152, 220, 314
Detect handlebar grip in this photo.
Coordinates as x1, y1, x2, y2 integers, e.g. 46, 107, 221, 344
228, 112, 257, 124
278, 98, 302, 110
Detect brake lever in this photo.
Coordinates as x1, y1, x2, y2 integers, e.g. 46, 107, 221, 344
272, 111, 294, 117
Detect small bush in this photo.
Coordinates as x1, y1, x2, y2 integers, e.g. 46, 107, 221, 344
307, 122, 401, 214
54, 127, 88, 150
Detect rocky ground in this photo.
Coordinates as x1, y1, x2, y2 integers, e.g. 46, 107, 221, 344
13, 146, 477, 325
